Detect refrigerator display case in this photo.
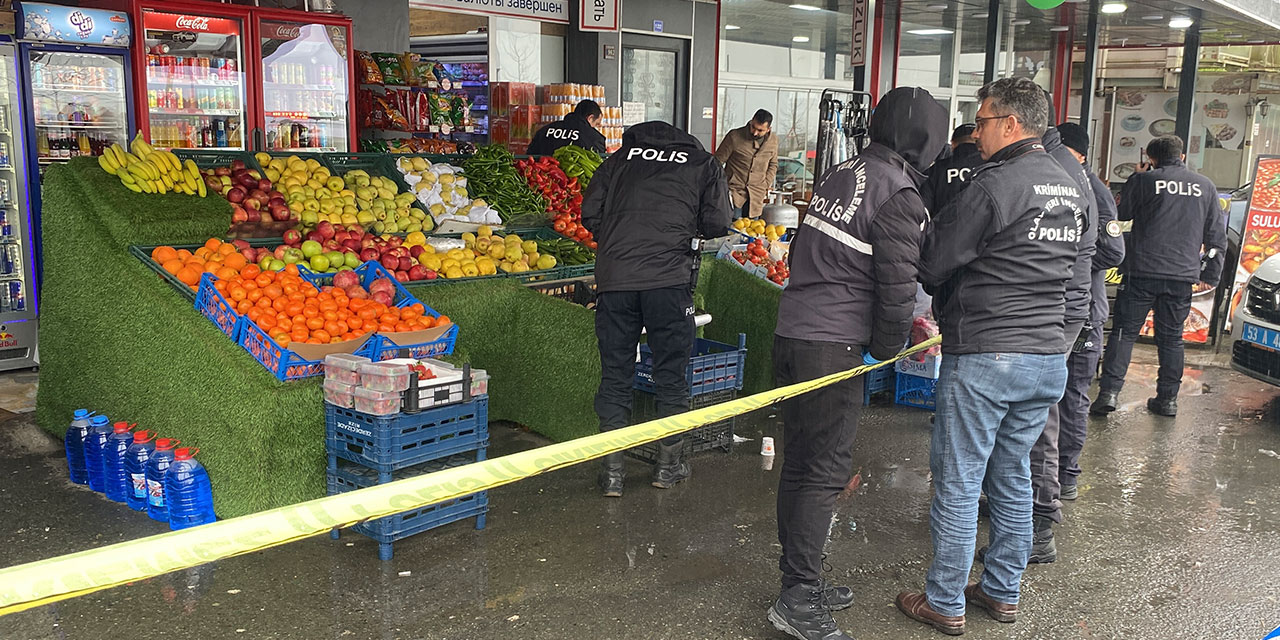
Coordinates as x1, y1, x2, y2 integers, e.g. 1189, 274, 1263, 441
0, 40, 38, 369
257, 17, 351, 152
141, 11, 247, 150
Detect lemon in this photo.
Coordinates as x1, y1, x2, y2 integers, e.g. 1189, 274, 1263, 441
406, 231, 427, 247
444, 266, 464, 279
461, 263, 480, 277
477, 225, 494, 238
441, 258, 460, 271
419, 253, 442, 271
445, 249, 467, 262
536, 255, 558, 270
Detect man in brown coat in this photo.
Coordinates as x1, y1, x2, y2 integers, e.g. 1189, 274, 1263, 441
714, 109, 779, 219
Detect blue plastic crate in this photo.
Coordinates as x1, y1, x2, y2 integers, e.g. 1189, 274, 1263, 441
635, 334, 747, 396
895, 372, 937, 411
327, 454, 487, 560
625, 388, 735, 463
239, 318, 377, 381
326, 397, 489, 476
195, 273, 242, 341
863, 365, 895, 405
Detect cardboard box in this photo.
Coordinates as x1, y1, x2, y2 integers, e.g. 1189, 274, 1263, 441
896, 353, 941, 379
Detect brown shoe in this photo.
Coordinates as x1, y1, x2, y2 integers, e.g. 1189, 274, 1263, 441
964, 582, 1017, 623
895, 591, 965, 636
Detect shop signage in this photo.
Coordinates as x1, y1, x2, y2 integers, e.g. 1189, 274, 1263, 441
18, 2, 131, 46
850, 0, 869, 66
653, 19, 663, 32
409, 0, 568, 24
579, 0, 617, 31
623, 101, 645, 127
262, 21, 303, 40
1225, 155, 1280, 332
144, 12, 240, 36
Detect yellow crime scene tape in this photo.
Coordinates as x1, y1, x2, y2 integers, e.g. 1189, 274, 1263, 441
0, 336, 940, 617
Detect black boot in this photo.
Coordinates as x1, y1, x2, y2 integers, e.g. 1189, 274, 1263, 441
651, 441, 690, 489
1029, 515, 1057, 564
598, 453, 624, 498
1060, 483, 1078, 501
768, 583, 856, 640
1090, 390, 1119, 416
820, 579, 854, 611
1146, 396, 1177, 417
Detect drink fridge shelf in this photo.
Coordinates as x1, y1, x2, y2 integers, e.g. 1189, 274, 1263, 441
35, 122, 124, 129
147, 79, 241, 88
32, 86, 122, 96
153, 109, 243, 117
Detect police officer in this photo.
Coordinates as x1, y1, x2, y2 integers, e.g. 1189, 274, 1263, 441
1091, 135, 1227, 417
1054, 122, 1125, 500
527, 99, 607, 156
770, 87, 948, 640
581, 121, 731, 498
922, 124, 982, 212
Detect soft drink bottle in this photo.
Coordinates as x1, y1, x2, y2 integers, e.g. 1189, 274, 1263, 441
83, 415, 112, 492
102, 422, 135, 503
64, 409, 93, 485
165, 448, 215, 530
124, 430, 157, 511
146, 438, 180, 522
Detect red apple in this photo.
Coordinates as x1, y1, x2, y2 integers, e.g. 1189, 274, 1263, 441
227, 187, 246, 203
360, 237, 377, 250
257, 178, 273, 191
359, 248, 380, 263
231, 206, 249, 223
380, 255, 399, 271
408, 265, 428, 281
394, 270, 410, 283
268, 196, 287, 208
244, 198, 262, 210
385, 236, 403, 248
230, 160, 246, 171
425, 269, 438, 280
232, 239, 251, 252
245, 209, 261, 223
323, 239, 340, 252
316, 221, 336, 240
306, 230, 325, 244
270, 205, 291, 222
397, 256, 414, 272
282, 229, 302, 246
214, 167, 231, 177
341, 238, 361, 253
274, 245, 288, 260
409, 245, 426, 258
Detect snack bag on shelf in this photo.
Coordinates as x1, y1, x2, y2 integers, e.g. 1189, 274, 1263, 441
433, 62, 454, 91
373, 52, 405, 85
400, 52, 423, 86
414, 91, 432, 131
416, 58, 439, 87
355, 50, 383, 84
450, 93, 473, 128
428, 92, 452, 129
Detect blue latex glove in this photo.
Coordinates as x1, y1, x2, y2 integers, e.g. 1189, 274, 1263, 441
862, 350, 882, 367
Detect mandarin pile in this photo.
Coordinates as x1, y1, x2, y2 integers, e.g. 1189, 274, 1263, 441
150, 238, 252, 289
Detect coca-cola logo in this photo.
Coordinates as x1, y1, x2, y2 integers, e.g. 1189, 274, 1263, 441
174, 15, 211, 31
272, 24, 301, 39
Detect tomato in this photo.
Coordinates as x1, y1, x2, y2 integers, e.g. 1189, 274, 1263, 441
553, 219, 568, 232
575, 227, 591, 240
564, 222, 579, 236
587, 240, 598, 250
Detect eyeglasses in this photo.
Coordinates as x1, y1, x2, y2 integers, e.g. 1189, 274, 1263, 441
974, 113, 1017, 129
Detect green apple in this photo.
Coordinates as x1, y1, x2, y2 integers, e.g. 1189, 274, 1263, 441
301, 240, 323, 258
344, 252, 361, 268
309, 254, 330, 272
324, 251, 345, 267
268, 258, 286, 271
258, 255, 272, 270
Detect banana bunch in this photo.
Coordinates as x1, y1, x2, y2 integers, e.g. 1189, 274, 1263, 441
96, 133, 207, 197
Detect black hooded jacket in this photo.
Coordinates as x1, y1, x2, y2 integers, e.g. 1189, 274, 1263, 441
527, 113, 607, 156
581, 121, 732, 293
777, 87, 948, 359
923, 142, 982, 213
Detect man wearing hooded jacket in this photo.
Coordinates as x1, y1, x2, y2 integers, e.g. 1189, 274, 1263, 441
768, 87, 948, 640
582, 121, 732, 498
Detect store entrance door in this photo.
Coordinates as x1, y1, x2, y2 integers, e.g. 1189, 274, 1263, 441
620, 33, 688, 129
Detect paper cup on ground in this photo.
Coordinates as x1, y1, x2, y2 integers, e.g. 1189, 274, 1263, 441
761, 436, 776, 456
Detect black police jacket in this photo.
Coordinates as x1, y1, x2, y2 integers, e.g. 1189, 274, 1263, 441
1044, 127, 1096, 324
1088, 167, 1125, 324
581, 122, 732, 293
526, 113, 607, 156
1117, 159, 1226, 284
923, 142, 982, 213
920, 138, 1087, 355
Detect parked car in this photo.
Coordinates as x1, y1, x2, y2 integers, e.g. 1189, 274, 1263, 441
1231, 252, 1280, 386
776, 157, 814, 200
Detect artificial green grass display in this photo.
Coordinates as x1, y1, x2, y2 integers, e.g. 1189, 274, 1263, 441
696, 259, 781, 394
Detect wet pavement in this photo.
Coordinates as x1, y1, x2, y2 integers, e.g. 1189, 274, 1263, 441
3, 346, 1280, 640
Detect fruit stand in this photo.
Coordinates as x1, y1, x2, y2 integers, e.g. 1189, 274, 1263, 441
36, 140, 786, 520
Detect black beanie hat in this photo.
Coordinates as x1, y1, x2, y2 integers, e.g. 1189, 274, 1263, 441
1057, 122, 1089, 158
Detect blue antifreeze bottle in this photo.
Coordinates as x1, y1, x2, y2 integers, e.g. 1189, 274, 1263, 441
102, 422, 135, 503
165, 447, 215, 530
83, 415, 112, 492
124, 430, 157, 511
64, 409, 93, 485
145, 438, 180, 522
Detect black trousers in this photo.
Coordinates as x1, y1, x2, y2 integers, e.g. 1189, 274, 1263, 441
1100, 276, 1193, 399
773, 335, 865, 588
1029, 320, 1083, 523
594, 287, 694, 446
1058, 323, 1103, 487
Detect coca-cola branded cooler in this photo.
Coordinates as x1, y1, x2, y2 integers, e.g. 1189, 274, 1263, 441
105, 0, 355, 152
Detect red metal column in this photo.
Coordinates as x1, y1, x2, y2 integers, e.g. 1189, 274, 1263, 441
1051, 4, 1074, 124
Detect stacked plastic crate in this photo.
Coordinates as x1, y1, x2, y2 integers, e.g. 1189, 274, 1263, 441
627, 334, 748, 463
323, 353, 491, 560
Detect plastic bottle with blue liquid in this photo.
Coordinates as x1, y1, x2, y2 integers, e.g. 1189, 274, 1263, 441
165, 447, 215, 530
83, 415, 112, 492
64, 409, 93, 485
102, 422, 135, 503
124, 431, 156, 511
145, 438, 180, 522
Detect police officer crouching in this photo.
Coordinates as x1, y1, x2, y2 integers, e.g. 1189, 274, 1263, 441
526, 99, 607, 156
1091, 135, 1227, 417
581, 121, 732, 497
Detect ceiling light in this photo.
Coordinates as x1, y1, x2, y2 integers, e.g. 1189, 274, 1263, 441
792, 35, 811, 42
789, 4, 822, 11
1199, 27, 1218, 32
973, 11, 989, 18
1249, 39, 1266, 43
926, 3, 948, 9
1100, 2, 1126, 13
724, 24, 741, 30
1169, 16, 1193, 28
1146, 43, 1165, 46
1050, 25, 1070, 32
1224, 33, 1244, 38
907, 28, 954, 35
1141, 13, 1164, 21
1010, 18, 1031, 25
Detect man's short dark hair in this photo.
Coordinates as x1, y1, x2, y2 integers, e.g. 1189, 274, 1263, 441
753, 109, 773, 126
976, 77, 1048, 136
952, 124, 976, 142
1147, 135, 1184, 165
574, 99, 602, 119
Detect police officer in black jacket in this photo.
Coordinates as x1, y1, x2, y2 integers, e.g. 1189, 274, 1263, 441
923, 124, 982, 213
769, 87, 948, 640
1091, 135, 1227, 417
1054, 122, 1125, 499
526, 100, 607, 156
581, 121, 731, 498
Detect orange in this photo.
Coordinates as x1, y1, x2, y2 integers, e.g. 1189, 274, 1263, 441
285, 301, 304, 317
436, 315, 450, 326
358, 307, 378, 321
213, 280, 227, 294
306, 337, 322, 344
409, 303, 425, 316
395, 322, 412, 333
273, 335, 291, 349
324, 320, 341, 335
217, 243, 236, 256
195, 247, 212, 260
176, 266, 201, 287
247, 288, 264, 303
229, 287, 247, 302
264, 284, 284, 299
302, 306, 320, 319
303, 286, 318, 298
283, 264, 300, 276
276, 317, 293, 332
151, 246, 178, 263
204, 238, 222, 252
305, 316, 325, 331
255, 273, 274, 288
272, 297, 288, 313
176, 249, 193, 261
161, 259, 183, 275
291, 314, 306, 327
236, 300, 253, 314
400, 306, 421, 321
247, 308, 264, 323
291, 329, 309, 343
223, 253, 247, 270
258, 315, 277, 330
241, 264, 261, 280
216, 266, 239, 280
347, 316, 364, 330
242, 280, 259, 291
311, 329, 331, 343
256, 297, 273, 309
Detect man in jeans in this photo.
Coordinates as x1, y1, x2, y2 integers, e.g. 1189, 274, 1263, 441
896, 78, 1082, 635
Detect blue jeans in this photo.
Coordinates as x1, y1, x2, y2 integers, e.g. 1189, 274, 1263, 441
925, 352, 1068, 617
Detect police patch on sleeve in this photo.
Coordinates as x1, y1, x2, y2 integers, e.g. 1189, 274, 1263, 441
1106, 220, 1122, 237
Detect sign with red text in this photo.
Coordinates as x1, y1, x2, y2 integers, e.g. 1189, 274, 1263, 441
143, 12, 239, 36
1225, 155, 1280, 331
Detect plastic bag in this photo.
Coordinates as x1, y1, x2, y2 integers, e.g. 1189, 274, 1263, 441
908, 316, 941, 358
373, 53, 405, 85
355, 51, 382, 84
